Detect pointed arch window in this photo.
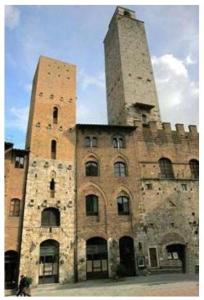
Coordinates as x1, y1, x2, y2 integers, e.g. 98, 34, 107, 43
51, 140, 57, 159
86, 195, 98, 216
117, 196, 129, 215
189, 159, 199, 179
85, 161, 99, 176
53, 107, 58, 124
10, 199, 20, 216
159, 158, 174, 179
114, 161, 127, 177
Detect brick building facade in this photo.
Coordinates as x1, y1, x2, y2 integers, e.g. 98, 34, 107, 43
5, 6, 199, 289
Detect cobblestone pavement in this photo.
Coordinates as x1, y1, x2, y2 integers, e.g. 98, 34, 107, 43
32, 273, 199, 297
6, 273, 199, 297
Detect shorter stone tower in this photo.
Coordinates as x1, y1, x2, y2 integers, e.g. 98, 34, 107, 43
104, 6, 161, 126
19, 56, 77, 285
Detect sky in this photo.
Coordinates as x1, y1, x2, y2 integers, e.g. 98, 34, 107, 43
5, 5, 199, 149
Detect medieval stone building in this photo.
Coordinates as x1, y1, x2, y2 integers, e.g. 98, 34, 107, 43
5, 6, 199, 289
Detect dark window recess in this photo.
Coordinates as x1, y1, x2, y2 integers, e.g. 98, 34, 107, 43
112, 136, 125, 149
10, 199, 20, 216
117, 196, 130, 215
85, 161, 98, 176
51, 140, 57, 159
145, 183, 153, 190
53, 107, 58, 124
15, 156, 24, 168
189, 159, 199, 179
50, 179, 55, 198
181, 184, 187, 191
84, 136, 97, 147
41, 208, 60, 226
114, 162, 127, 177
86, 195, 98, 216
159, 158, 174, 179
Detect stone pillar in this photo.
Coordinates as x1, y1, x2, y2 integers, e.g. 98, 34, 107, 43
108, 237, 120, 278
77, 238, 86, 281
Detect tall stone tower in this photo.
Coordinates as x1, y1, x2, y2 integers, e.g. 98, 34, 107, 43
104, 6, 161, 126
20, 56, 76, 285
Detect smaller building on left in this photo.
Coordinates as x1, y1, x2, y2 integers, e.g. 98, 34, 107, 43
4, 142, 29, 289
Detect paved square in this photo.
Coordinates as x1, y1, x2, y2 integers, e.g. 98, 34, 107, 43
30, 273, 199, 297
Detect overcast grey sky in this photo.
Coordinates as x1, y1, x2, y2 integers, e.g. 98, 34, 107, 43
5, 5, 199, 148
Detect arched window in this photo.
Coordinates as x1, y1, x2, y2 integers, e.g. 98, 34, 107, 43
51, 140, 57, 159
9, 199, 20, 216
41, 208, 60, 227
114, 162, 127, 177
189, 159, 199, 179
84, 136, 97, 147
86, 195, 98, 216
117, 196, 130, 215
159, 158, 174, 179
112, 136, 125, 149
85, 161, 98, 176
50, 179, 55, 197
53, 107, 58, 124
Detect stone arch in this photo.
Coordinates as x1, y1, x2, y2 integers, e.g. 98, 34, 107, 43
82, 152, 100, 164
113, 185, 134, 202
79, 182, 108, 207
160, 232, 186, 246
39, 239, 59, 284
112, 153, 129, 165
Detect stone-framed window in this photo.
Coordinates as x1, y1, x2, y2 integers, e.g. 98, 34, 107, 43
117, 196, 129, 215
85, 161, 99, 176
86, 194, 98, 216
189, 159, 199, 179
15, 155, 24, 168
50, 179, 55, 198
114, 161, 127, 177
159, 157, 174, 179
41, 207, 60, 227
84, 136, 97, 147
53, 107, 58, 124
51, 140, 57, 159
112, 136, 125, 149
9, 198, 20, 217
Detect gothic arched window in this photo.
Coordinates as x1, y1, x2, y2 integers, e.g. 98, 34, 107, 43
86, 195, 98, 216
159, 157, 174, 179
85, 161, 99, 176
117, 196, 130, 215
114, 162, 127, 177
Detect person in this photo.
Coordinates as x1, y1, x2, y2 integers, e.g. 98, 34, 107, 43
16, 275, 26, 296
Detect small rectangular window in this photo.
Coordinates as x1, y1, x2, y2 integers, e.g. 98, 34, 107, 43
181, 184, 187, 191
15, 156, 24, 168
145, 183, 153, 190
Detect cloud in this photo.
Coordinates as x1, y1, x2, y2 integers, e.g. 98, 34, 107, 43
6, 106, 29, 132
79, 69, 105, 91
5, 6, 20, 30
152, 54, 198, 126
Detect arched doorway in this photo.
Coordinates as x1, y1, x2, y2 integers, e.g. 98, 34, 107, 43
166, 244, 186, 273
119, 236, 136, 276
86, 237, 108, 279
5, 250, 19, 289
39, 239, 59, 284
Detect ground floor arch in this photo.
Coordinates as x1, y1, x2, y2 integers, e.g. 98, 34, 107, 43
39, 239, 59, 284
5, 250, 19, 289
86, 237, 108, 279
166, 243, 186, 273
119, 236, 136, 276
